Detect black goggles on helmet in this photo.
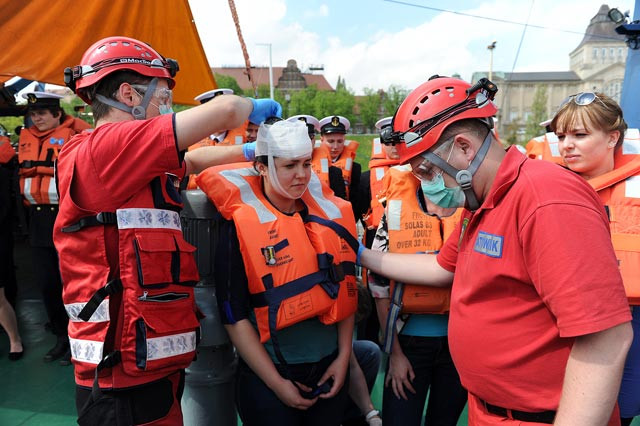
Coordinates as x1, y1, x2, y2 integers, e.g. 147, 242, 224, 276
64, 57, 179, 92
381, 78, 498, 146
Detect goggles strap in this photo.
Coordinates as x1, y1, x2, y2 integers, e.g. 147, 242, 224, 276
94, 78, 158, 120
420, 130, 492, 211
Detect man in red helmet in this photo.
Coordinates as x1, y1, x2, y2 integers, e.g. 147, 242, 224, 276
53, 36, 281, 425
359, 76, 632, 425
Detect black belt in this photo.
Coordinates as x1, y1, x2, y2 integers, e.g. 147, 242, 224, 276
482, 399, 556, 424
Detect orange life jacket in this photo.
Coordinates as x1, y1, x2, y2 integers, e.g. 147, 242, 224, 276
0, 135, 15, 164
331, 140, 359, 199
18, 116, 90, 205
380, 165, 462, 352
197, 164, 358, 344
587, 137, 640, 304
525, 132, 565, 165
184, 122, 249, 190
311, 141, 332, 186
363, 137, 397, 231
54, 135, 200, 390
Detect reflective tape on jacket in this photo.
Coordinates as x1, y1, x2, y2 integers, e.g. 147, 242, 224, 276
311, 142, 332, 185
197, 163, 358, 343
332, 139, 359, 199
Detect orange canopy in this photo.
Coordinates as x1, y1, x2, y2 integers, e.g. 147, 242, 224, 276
0, 0, 216, 105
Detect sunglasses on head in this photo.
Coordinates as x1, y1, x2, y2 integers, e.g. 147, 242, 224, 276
559, 92, 607, 109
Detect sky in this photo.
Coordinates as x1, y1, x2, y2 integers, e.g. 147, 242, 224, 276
188, 0, 636, 95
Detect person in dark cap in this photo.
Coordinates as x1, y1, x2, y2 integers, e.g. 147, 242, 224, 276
17, 90, 92, 366
318, 115, 361, 205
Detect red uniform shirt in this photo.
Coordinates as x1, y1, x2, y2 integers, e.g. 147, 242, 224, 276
437, 147, 631, 412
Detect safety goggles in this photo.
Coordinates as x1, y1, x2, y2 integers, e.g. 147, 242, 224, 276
559, 92, 607, 109
410, 137, 456, 182
381, 78, 498, 146
131, 84, 173, 105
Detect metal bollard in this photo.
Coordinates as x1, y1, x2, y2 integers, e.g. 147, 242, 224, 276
180, 189, 237, 426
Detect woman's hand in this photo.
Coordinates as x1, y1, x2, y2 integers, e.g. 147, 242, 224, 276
272, 377, 318, 410
385, 349, 416, 400
317, 353, 350, 399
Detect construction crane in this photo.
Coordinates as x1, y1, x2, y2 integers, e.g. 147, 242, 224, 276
228, 0, 257, 97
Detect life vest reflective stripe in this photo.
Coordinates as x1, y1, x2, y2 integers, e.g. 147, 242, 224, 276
586, 144, 640, 304
332, 140, 359, 199
364, 137, 397, 230
311, 141, 332, 186
525, 132, 564, 165
55, 136, 200, 389
197, 164, 358, 343
0, 137, 15, 164
381, 165, 462, 353
21, 176, 40, 205
185, 122, 248, 189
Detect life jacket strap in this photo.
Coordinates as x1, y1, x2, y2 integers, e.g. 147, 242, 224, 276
382, 282, 405, 354
61, 211, 117, 233
304, 214, 360, 254
78, 278, 123, 322
19, 159, 55, 169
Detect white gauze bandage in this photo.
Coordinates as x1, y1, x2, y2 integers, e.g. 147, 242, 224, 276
256, 120, 313, 199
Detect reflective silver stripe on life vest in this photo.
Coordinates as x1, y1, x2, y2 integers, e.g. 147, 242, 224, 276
345, 158, 353, 171
626, 175, 640, 198
546, 132, 561, 158
220, 168, 277, 224
234, 135, 243, 145
23, 177, 37, 205
314, 140, 323, 149
69, 337, 104, 365
320, 158, 329, 174
147, 331, 197, 361
387, 199, 402, 231
307, 173, 342, 220
623, 130, 640, 155
46, 177, 58, 204
65, 300, 110, 323
373, 138, 382, 155
375, 167, 385, 181
116, 208, 181, 230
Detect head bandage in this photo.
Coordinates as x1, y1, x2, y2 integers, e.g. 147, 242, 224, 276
256, 120, 313, 200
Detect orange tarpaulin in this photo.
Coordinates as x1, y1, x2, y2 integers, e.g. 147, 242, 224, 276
0, 0, 216, 105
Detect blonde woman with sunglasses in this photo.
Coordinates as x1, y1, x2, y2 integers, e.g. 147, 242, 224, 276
551, 92, 640, 426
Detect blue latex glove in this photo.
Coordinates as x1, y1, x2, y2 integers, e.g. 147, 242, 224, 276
242, 142, 256, 161
356, 242, 366, 266
248, 98, 282, 124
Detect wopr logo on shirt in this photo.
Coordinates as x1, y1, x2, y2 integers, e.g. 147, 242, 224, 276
473, 231, 504, 258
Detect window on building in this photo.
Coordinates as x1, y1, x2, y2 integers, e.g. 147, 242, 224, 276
619, 47, 624, 58
509, 110, 519, 122
593, 48, 598, 58
604, 79, 623, 103
610, 48, 615, 58
602, 48, 607, 58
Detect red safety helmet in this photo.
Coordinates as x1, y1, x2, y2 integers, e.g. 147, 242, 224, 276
389, 76, 498, 164
64, 36, 179, 104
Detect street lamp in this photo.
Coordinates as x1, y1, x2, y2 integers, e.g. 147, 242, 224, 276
487, 40, 497, 81
257, 43, 274, 99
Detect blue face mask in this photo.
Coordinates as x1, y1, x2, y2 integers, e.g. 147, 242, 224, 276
420, 173, 465, 208
158, 104, 174, 115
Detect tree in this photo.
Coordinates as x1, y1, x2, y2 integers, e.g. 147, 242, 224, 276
382, 85, 409, 117
524, 85, 548, 141
359, 88, 382, 132
213, 73, 244, 95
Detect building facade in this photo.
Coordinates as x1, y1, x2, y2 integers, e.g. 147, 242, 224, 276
473, 4, 627, 141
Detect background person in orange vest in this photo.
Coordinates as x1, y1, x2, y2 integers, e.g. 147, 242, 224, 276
18, 91, 91, 366
0, 127, 23, 361
369, 163, 467, 426
359, 76, 632, 426
200, 120, 356, 426
319, 115, 361, 205
288, 114, 347, 199
550, 92, 640, 426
